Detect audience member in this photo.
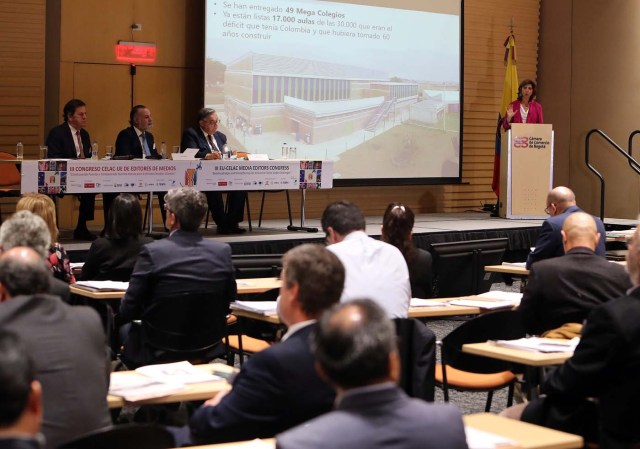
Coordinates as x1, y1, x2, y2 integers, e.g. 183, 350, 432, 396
81, 193, 152, 281
0, 330, 43, 449
182, 244, 344, 444
118, 187, 236, 367
0, 211, 70, 302
381, 202, 433, 298
16, 193, 75, 284
45, 99, 97, 241
526, 186, 606, 268
503, 221, 640, 448
321, 200, 411, 318
277, 299, 468, 449
103, 105, 166, 227
520, 212, 630, 336
180, 108, 247, 234
0, 247, 111, 449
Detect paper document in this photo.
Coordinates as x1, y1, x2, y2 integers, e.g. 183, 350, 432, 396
449, 299, 516, 310
465, 427, 518, 449
493, 337, 579, 353
136, 361, 221, 384
70, 262, 85, 269
74, 280, 129, 291
108, 374, 184, 402
502, 261, 526, 268
231, 301, 278, 314
410, 298, 446, 307
476, 291, 522, 302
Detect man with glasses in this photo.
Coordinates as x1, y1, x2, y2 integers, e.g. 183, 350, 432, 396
526, 186, 606, 269
181, 108, 247, 235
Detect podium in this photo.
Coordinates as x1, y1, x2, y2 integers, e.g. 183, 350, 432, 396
498, 123, 554, 219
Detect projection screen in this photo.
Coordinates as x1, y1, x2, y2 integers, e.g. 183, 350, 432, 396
205, 0, 462, 186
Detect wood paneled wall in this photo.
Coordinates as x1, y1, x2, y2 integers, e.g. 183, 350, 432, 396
1, 0, 541, 228
0, 0, 45, 157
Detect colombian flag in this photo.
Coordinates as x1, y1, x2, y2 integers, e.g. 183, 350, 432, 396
492, 34, 519, 196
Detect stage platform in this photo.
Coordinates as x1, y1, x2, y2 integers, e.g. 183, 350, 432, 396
62, 211, 550, 262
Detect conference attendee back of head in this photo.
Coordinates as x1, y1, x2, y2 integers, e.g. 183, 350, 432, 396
381, 202, 433, 298
0, 329, 44, 449
0, 211, 70, 303
277, 299, 468, 449
0, 247, 111, 449
322, 200, 411, 318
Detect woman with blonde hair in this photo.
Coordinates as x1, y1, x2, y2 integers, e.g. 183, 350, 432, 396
16, 193, 75, 284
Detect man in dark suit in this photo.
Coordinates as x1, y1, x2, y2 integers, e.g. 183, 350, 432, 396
44, 98, 97, 241
118, 186, 236, 367
526, 186, 606, 269
0, 330, 43, 449
104, 105, 166, 228
277, 299, 468, 449
182, 244, 344, 445
181, 108, 247, 234
520, 212, 631, 336
0, 247, 111, 449
501, 222, 640, 449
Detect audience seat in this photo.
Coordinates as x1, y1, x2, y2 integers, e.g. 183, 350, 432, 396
435, 309, 526, 411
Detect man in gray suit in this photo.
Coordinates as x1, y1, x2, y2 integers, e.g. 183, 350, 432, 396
0, 247, 111, 449
277, 299, 468, 449
0, 211, 70, 303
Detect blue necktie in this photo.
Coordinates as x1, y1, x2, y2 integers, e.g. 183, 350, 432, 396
141, 133, 151, 156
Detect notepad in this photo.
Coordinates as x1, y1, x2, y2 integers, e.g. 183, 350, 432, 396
74, 280, 129, 292
493, 337, 579, 353
410, 298, 446, 307
230, 301, 278, 314
136, 361, 221, 384
465, 427, 518, 449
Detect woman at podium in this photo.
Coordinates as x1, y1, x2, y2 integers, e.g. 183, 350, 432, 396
502, 79, 543, 130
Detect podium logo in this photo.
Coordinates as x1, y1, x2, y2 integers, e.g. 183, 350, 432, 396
514, 136, 529, 148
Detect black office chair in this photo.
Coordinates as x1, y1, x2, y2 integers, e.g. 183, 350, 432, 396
139, 285, 232, 365
435, 309, 526, 411
394, 318, 436, 402
59, 424, 174, 449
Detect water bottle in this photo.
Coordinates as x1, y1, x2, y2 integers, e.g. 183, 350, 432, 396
161, 141, 167, 159
16, 141, 23, 160
91, 142, 99, 160
281, 143, 289, 159
222, 144, 230, 159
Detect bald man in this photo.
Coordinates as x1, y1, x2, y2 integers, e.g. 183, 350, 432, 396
526, 186, 606, 269
519, 212, 630, 336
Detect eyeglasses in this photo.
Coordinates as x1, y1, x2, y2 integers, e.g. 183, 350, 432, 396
544, 204, 554, 215
203, 119, 220, 125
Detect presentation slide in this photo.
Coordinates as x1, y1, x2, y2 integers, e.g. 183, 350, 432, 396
205, 0, 461, 184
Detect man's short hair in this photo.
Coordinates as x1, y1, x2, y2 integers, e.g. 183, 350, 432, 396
0, 250, 51, 296
313, 299, 396, 389
0, 330, 35, 427
320, 201, 366, 235
282, 244, 345, 317
164, 187, 208, 232
0, 211, 51, 258
129, 105, 147, 126
197, 108, 216, 122
62, 99, 86, 122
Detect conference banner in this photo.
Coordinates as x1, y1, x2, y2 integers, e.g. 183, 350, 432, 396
22, 159, 333, 194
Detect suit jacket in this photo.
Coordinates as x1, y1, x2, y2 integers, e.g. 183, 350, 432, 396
45, 123, 91, 159
502, 99, 544, 131
277, 383, 468, 449
80, 235, 153, 281
119, 230, 236, 365
524, 287, 640, 449
180, 126, 226, 159
189, 324, 335, 444
0, 294, 111, 449
520, 247, 631, 335
115, 126, 158, 159
50, 276, 71, 303
526, 205, 607, 269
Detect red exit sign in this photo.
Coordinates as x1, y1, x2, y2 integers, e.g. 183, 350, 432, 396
115, 41, 157, 63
